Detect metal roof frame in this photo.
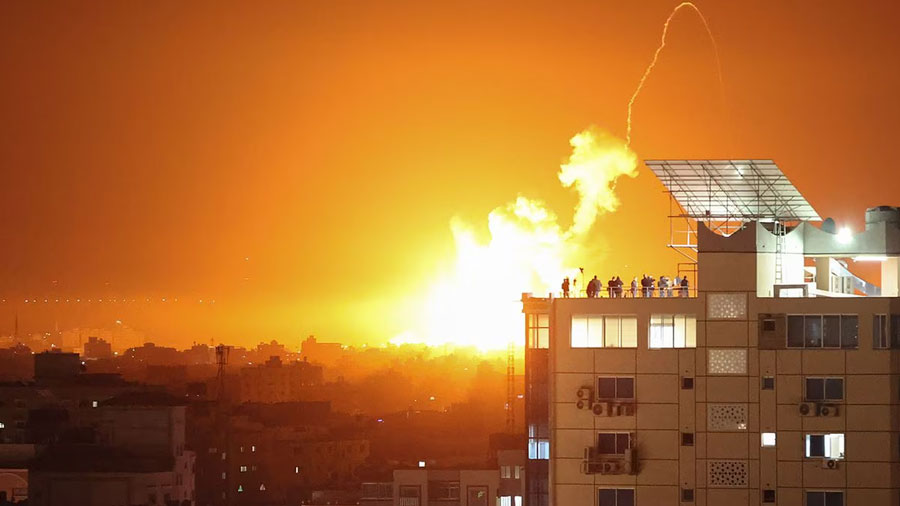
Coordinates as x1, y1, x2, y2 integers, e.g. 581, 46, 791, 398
645, 159, 820, 223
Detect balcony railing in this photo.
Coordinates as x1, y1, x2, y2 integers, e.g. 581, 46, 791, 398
582, 447, 636, 475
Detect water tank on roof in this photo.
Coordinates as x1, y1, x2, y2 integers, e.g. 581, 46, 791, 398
865, 206, 900, 230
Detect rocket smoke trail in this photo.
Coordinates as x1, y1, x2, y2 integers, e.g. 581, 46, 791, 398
625, 1, 723, 148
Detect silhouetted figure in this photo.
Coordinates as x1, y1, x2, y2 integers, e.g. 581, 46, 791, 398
681, 276, 689, 297
674, 276, 682, 297
607, 277, 616, 298
658, 276, 668, 298
630, 277, 638, 298
562, 277, 570, 298
588, 276, 600, 298
640, 275, 651, 298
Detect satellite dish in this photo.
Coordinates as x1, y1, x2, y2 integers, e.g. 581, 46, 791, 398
821, 217, 836, 234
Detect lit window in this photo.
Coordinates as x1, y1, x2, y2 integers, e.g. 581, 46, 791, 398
251, 445, 256, 452
805, 434, 844, 459
761, 433, 776, 447
221, 472, 226, 480
526, 313, 549, 349
571, 315, 637, 348
239, 466, 247, 473
208, 447, 217, 454
514, 465, 521, 479
91, 401, 98, 408
500, 465, 511, 479
0, 422, 5, 429
514, 496, 522, 506
500, 497, 512, 506
527, 439, 549, 460
418, 460, 425, 468
237, 485, 243, 493
294, 466, 299, 474
649, 314, 696, 348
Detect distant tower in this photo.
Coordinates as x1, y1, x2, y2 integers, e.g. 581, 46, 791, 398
506, 338, 515, 432
215, 344, 230, 401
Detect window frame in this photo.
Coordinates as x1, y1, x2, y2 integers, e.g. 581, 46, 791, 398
596, 432, 633, 455
648, 314, 697, 349
597, 488, 634, 506
805, 490, 844, 506
804, 377, 844, 402
786, 314, 858, 349
804, 433, 845, 460
571, 315, 637, 349
527, 313, 549, 349
596, 376, 634, 400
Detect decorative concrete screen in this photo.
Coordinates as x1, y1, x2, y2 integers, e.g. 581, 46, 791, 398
707, 349, 747, 374
708, 404, 748, 431
707, 293, 747, 320
708, 460, 748, 487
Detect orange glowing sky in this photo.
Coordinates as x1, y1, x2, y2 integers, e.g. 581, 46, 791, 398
1, 1, 899, 347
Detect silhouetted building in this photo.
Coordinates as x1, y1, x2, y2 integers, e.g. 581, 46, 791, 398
33, 351, 81, 382
82, 337, 112, 360
239, 356, 324, 403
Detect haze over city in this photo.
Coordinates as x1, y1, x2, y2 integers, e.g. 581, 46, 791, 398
2, 1, 900, 349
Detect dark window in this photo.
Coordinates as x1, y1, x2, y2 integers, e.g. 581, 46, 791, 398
806, 491, 843, 506
762, 377, 775, 390
682, 377, 694, 390
399, 486, 420, 498
824, 379, 843, 400
598, 488, 634, 506
806, 378, 825, 401
788, 316, 804, 347
807, 435, 825, 457
616, 378, 634, 399
762, 319, 776, 332
597, 433, 631, 455
598, 378, 616, 399
805, 316, 823, 347
681, 433, 694, 446
806, 378, 843, 401
681, 488, 694, 502
874, 314, 888, 348
597, 377, 634, 399
763, 489, 776, 503
892, 315, 900, 348
840, 316, 858, 348
823, 315, 840, 347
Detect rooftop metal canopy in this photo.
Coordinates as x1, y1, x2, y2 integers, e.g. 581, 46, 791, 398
645, 159, 821, 222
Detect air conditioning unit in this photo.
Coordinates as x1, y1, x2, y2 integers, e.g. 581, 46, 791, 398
613, 401, 635, 416
798, 402, 815, 416
817, 403, 839, 417
576, 386, 593, 400
592, 402, 608, 416
601, 461, 620, 474
821, 459, 839, 470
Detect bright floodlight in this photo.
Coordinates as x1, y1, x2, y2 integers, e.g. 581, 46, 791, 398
837, 227, 853, 244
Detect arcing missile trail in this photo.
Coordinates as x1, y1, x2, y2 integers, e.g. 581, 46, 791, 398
625, 1, 723, 148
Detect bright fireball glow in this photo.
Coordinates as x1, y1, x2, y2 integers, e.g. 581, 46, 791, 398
392, 127, 637, 350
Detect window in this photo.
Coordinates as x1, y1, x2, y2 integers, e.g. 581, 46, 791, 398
761, 376, 775, 390
597, 488, 634, 506
91, 400, 98, 408
805, 434, 845, 459
805, 491, 843, 506
892, 315, 900, 348
787, 315, 858, 348
294, 466, 299, 474
805, 378, 843, 401
681, 489, 694, 502
761, 433, 776, 447
571, 315, 637, 348
763, 490, 776, 503
428, 481, 460, 500
527, 313, 549, 349
0, 422, 5, 429
501, 466, 511, 479
649, 314, 696, 348
239, 466, 248, 473
681, 432, 694, 446
762, 318, 776, 332
400, 486, 421, 498
874, 314, 889, 348
597, 377, 634, 399
514, 466, 521, 479
681, 377, 694, 389
251, 445, 256, 452
527, 439, 549, 460
597, 433, 632, 455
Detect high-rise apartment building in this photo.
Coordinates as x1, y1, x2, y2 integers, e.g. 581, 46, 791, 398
523, 160, 900, 506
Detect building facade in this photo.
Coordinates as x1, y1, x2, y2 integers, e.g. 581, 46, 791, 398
524, 197, 900, 506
